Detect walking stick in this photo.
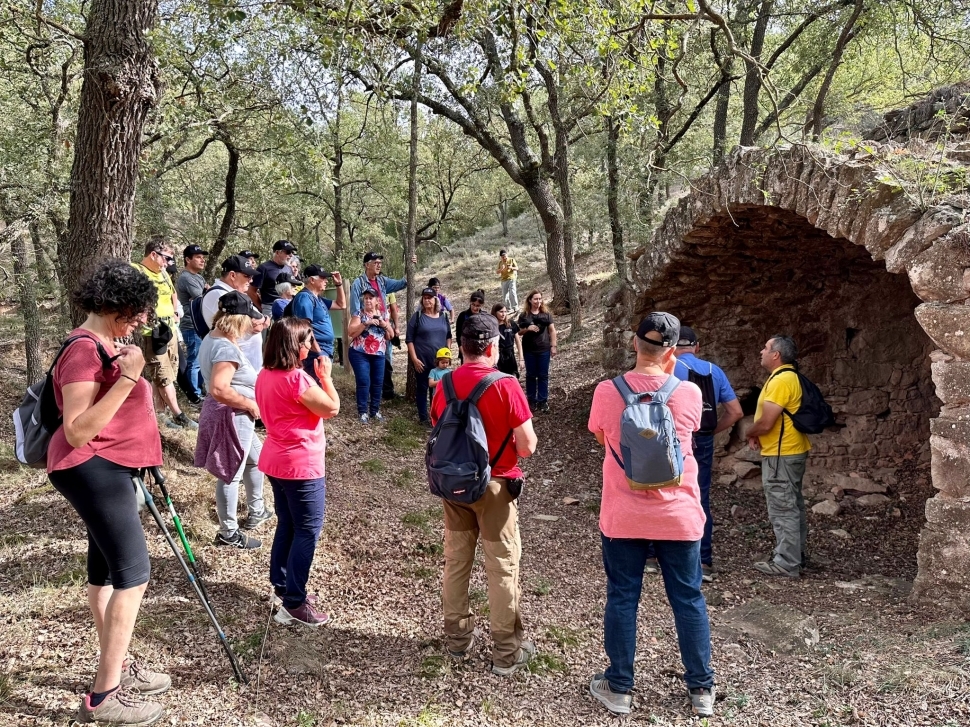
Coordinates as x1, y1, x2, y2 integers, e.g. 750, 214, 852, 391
143, 466, 210, 602
132, 470, 250, 684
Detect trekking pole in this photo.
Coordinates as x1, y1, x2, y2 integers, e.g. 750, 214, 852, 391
132, 470, 250, 685
144, 466, 210, 602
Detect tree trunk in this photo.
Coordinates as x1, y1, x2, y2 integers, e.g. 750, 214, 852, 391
605, 115, 627, 282
204, 140, 239, 279
738, 0, 773, 146
13, 223, 43, 383
496, 198, 509, 237
29, 224, 53, 295
522, 176, 569, 312
62, 0, 161, 325
553, 129, 582, 333
404, 36, 423, 402
332, 77, 345, 261
804, 0, 865, 141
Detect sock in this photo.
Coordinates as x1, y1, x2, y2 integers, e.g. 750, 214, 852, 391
89, 686, 118, 708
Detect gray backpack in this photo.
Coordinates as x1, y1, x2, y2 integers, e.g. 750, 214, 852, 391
13, 335, 111, 469
608, 374, 685, 490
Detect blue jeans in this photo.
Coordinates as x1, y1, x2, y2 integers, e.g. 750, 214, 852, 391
523, 350, 550, 404
269, 476, 326, 610
415, 366, 432, 422
601, 534, 714, 693
182, 327, 204, 399
348, 347, 385, 415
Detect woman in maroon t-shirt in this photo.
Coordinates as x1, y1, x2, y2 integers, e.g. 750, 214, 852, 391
47, 260, 170, 725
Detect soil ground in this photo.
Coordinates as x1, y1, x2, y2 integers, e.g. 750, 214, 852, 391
0, 218, 967, 726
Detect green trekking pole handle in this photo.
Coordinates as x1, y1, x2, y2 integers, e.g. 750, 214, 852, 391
146, 467, 209, 602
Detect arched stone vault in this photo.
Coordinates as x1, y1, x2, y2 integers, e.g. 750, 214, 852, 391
604, 144, 970, 612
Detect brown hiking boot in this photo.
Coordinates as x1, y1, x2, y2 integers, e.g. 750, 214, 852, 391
77, 686, 164, 725
120, 660, 171, 695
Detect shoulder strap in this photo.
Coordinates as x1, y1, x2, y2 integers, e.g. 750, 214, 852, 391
468, 371, 512, 404
651, 375, 681, 405
611, 375, 637, 405
50, 334, 111, 375
441, 371, 457, 404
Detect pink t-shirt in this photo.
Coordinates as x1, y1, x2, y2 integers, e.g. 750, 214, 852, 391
255, 367, 326, 480
47, 330, 163, 472
588, 373, 705, 541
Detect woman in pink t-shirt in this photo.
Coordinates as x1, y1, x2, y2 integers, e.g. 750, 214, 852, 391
256, 318, 340, 628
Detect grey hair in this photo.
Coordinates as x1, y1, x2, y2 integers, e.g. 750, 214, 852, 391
276, 282, 294, 297
769, 335, 798, 364
461, 334, 500, 358
634, 335, 669, 362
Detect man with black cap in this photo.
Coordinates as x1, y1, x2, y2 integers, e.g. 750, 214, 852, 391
251, 240, 298, 317
292, 264, 345, 383
640, 325, 743, 583
177, 244, 209, 403
429, 313, 537, 677
587, 312, 715, 718
198, 255, 269, 372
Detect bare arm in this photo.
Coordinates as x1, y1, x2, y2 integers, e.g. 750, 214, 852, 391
331, 282, 346, 311
746, 401, 784, 449
593, 430, 605, 446
209, 361, 258, 418
513, 419, 538, 458
407, 341, 426, 373
714, 398, 744, 435
515, 334, 524, 368
549, 323, 558, 355
347, 314, 367, 339
299, 358, 340, 418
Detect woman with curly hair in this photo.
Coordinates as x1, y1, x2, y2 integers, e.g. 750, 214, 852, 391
346, 288, 393, 423
46, 259, 170, 725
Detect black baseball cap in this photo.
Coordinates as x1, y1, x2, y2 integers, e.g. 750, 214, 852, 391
273, 239, 297, 253
237, 249, 257, 259
677, 326, 698, 346
275, 272, 299, 285
221, 255, 256, 276
183, 244, 208, 258
303, 264, 333, 279
421, 287, 436, 297
360, 287, 377, 298
462, 313, 500, 342
636, 312, 680, 348
218, 291, 264, 319
363, 251, 384, 264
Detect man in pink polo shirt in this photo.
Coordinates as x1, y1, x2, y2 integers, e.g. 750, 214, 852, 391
587, 312, 715, 718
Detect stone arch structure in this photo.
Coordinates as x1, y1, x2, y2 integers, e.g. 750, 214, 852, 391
604, 144, 970, 612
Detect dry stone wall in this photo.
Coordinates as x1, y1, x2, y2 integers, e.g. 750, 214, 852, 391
604, 144, 970, 613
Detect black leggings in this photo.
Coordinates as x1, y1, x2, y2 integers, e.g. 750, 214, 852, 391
48, 456, 151, 589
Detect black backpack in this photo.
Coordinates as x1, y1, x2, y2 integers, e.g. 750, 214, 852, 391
426, 371, 514, 504
679, 359, 718, 435
768, 365, 835, 438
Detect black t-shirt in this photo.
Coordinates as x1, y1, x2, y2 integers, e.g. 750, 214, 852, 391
253, 260, 289, 305
518, 311, 553, 353
498, 321, 518, 352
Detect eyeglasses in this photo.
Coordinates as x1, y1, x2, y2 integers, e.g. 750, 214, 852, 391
155, 251, 175, 264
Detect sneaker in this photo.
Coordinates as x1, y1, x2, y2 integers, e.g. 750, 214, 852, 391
688, 686, 716, 717
537, 401, 550, 413
753, 560, 799, 578
119, 660, 171, 696
372, 411, 385, 423
701, 564, 714, 583
644, 558, 660, 575
589, 673, 633, 715
272, 590, 319, 608
77, 686, 164, 726
240, 508, 274, 530
213, 531, 261, 549
418, 418, 432, 429
172, 412, 198, 430
274, 601, 330, 627
490, 641, 536, 676
163, 416, 181, 430
359, 413, 370, 424
446, 630, 479, 660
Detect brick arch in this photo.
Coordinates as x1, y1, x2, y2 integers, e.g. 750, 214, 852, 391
604, 144, 970, 613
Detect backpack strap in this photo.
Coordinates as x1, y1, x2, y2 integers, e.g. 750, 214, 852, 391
611, 375, 638, 405
650, 375, 681, 405
441, 371, 457, 404
611, 374, 680, 405
50, 334, 112, 375
467, 371, 512, 404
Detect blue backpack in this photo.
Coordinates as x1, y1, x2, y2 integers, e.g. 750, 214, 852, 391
608, 374, 685, 490
426, 371, 514, 504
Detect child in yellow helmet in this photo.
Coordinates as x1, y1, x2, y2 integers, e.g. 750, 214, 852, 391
428, 347, 453, 393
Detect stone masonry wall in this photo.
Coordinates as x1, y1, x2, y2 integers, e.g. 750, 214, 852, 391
604, 144, 970, 613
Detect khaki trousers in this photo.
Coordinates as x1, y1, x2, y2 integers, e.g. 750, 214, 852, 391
442, 477, 524, 668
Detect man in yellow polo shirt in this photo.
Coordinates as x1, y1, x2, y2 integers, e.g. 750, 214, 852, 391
746, 335, 809, 578
132, 237, 198, 430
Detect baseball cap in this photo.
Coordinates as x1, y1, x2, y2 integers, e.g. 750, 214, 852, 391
421, 287, 436, 297
237, 249, 257, 259
428, 277, 440, 287
303, 264, 333, 279
360, 288, 377, 298
677, 326, 698, 346
435, 348, 453, 360
183, 244, 208, 258
363, 251, 384, 264
221, 255, 256, 276
275, 272, 299, 285
462, 313, 500, 342
218, 291, 264, 319
273, 239, 297, 253
636, 312, 680, 347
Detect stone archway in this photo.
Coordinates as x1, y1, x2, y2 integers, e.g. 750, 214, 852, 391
604, 144, 970, 612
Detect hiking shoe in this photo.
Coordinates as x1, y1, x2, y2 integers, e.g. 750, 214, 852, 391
590, 673, 632, 715
644, 558, 660, 575
372, 411, 385, 423
537, 401, 549, 413
172, 412, 198, 430
490, 641, 536, 676
447, 630, 479, 660
77, 686, 164, 726
753, 560, 799, 578
272, 591, 318, 608
274, 601, 330, 627
359, 413, 369, 424
689, 686, 716, 717
162, 416, 181, 429
213, 531, 261, 549
240, 507, 274, 530
701, 564, 714, 583
120, 660, 171, 695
